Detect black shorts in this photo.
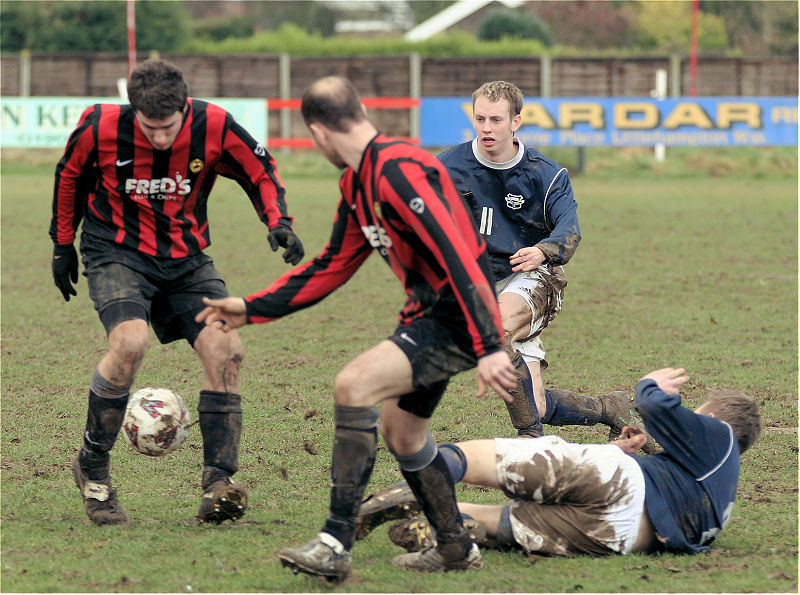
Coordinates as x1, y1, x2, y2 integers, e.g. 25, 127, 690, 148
80, 233, 229, 345
389, 298, 482, 419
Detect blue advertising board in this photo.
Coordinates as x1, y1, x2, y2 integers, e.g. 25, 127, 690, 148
421, 97, 798, 148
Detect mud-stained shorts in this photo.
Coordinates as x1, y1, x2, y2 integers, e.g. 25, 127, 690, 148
80, 233, 229, 346
494, 436, 645, 556
389, 298, 481, 419
495, 264, 566, 367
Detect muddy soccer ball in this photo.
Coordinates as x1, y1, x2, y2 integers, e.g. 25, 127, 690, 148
123, 387, 191, 456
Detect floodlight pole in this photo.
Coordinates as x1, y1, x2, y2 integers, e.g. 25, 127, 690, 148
127, 0, 137, 77
690, 0, 699, 97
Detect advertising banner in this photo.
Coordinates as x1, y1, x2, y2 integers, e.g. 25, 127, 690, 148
0, 97, 268, 148
421, 97, 798, 148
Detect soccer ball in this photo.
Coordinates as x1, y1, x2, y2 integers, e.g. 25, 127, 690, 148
122, 387, 191, 456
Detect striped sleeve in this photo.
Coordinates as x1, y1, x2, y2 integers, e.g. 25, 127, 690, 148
244, 196, 371, 323
215, 111, 293, 230
50, 105, 98, 245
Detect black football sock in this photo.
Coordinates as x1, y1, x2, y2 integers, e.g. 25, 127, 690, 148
198, 390, 242, 489
80, 371, 129, 481
398, 435, 471, 563
322, 405, 379, 550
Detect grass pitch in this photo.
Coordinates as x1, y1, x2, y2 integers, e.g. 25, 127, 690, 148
1, 147, 797, 593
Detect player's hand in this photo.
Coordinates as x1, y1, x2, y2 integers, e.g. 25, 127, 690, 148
475, 350, 516, 403
195, 297, 248, 332
612, 426, 648, 454
52, 244, 79, 302
267, 225, 305, 265
509, 246, 546, 272
642, 367, 689, 395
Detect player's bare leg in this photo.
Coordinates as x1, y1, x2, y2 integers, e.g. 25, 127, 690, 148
75, 318, 148, 526
279, 340, 407, 581
193, 325, 248, 523
379, 401, 482, 572
385, 439, 498, 554
280, 340, 481, 578
499, 293, 654, 449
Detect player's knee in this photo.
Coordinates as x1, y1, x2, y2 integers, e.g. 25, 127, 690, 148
214, 330, 244, 370
112, 332, 148, 365
379, 417, 392, 440
333, 369, 356, 403
502, 312, 532, 342
333, 366, 367, 405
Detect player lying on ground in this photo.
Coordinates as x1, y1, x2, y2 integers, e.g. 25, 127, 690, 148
355, 367, 761, 561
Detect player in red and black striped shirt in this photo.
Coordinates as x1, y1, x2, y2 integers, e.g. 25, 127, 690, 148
51, 59, 305, 527
196, 76, 516, 579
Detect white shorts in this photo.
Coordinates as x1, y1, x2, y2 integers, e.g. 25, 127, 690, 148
494, 436, 646, 556
495, 265, 566, 365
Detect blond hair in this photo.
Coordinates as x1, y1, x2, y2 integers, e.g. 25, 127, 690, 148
472, 81, 524, 118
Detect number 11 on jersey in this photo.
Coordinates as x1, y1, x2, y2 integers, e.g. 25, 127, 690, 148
479, 206, 494, 235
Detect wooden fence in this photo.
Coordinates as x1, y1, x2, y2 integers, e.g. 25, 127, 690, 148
2, 52, 796, 140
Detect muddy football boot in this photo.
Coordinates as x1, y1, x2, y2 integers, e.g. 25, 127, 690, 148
72, 457, 130, 526
599, 391, 658, 453
196, 477, 248, 523
388, 517, 487, 553
354, 484, 421, 541
392, 542, 484, 572
278, 532, 352, 582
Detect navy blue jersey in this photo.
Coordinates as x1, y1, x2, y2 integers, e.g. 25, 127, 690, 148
437, 139, 581, 281
634, 379, 741, 554
245, 134, 504, 357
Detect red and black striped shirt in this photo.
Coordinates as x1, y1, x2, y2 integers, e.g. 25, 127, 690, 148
245, 134, 503, 357
50, 98, 294, 258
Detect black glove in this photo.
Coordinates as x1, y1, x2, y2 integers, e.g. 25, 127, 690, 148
267, 225, 305, 265
52, 244, 79, 302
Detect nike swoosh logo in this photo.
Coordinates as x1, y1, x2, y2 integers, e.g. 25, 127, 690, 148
116, 159, 133, 167
399, 332, 418, 346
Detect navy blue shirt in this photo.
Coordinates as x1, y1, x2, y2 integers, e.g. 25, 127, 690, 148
635, 379, 741, 554
437, 139, 581, 281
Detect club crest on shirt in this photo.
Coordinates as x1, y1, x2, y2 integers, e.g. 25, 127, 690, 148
505, 193, 525, 210
190, 159, 204, 173
254, 143, 267, 157
409, 197, 425, 214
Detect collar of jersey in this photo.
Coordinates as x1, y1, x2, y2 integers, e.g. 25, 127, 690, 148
471, 137, 525, 170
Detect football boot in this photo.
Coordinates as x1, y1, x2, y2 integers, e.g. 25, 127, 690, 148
354, 483, 420, 541
388, 516, 487, 552
72, 457, 130, 526
196, 477, 248, 523
278, 532, 352, 582
391, 542, 484, 572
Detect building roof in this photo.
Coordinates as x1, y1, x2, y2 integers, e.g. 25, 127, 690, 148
404, 0, 524, 42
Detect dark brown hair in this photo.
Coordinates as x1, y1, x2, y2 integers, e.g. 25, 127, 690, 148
127, 59, 188, 119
